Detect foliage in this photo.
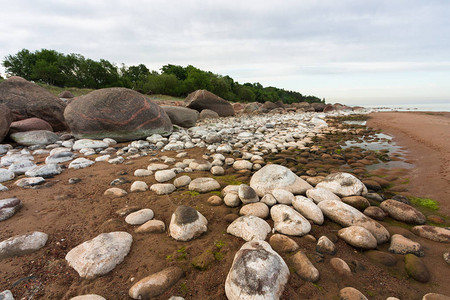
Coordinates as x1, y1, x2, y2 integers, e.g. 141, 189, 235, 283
2, 48, 324, 104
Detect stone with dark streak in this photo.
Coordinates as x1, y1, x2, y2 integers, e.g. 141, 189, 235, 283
380, 200, 426, 225
169, 206, 207, 241
0, 198, 22, 222
64, 88, 173, 142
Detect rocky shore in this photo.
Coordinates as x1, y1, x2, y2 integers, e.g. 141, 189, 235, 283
0, 77, 449, 300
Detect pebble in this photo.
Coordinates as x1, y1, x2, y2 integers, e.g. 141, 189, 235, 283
269, 233, 300, 253
45, 151, 76, 164
15, 177, 45, 188
233, 160, 253, 171
70, 295, 106, 300
224, 192, 241, 207
125, 208, 154, 225
150, 183, 176, 195
169, 206, 208, 241
134, 169, 153, 177
0, 231, 48, 259
104, 188, 128, 198
227, 215, 271, 241
404, 254, 430, 283
341, 196, 370, 211
69, 158, 95, 169
261, 193, 277, 206
207, 195, 223, 206
338, 226, 377, 249
290, 250, 320, 282
389, 234, 424, 256
154, 169, 176, 182
271, 189, 295, 205
316, 236, 336, 255
380, 199, 426, 224
0, 169, 15, 183
72, 139, 108, 150
25, 164, 62, 178
0, 198, 22, 222
306, 187, 341, 204
292, 195, 324, 225
147, 163, 169, 171
95, 155, 110, 162
422, 293, 450, 300
189, 159, 211, 171
0, 290, 14, 300
239, 202, 269, 218
0, 183, 8, 191
238, 184, 259, 204
188, 177, 220, 193
8, 159, 36, 175
363, 206, 387, 220
129, 267, 184, 299
271, 204, 311, 236
339, 287, 368, 300
210, 165, 225, 175
330, 257, 352, 276
173, 175, 191, 188
135, 220, 166, 233
444, 252, 450, 265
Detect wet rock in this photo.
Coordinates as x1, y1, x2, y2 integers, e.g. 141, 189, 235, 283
227, 215, 271, 242
129, 266, 184, 299
173, 175, 191, 188
316, 236, 336, 255
306, 187, 341, 203
150, 183, 176, 195
292, 196, 324, 225
404, 254, 430, 283
65, 232, 132, 278
341, 196, 370, 211
318, 200, 390, 244
69, 158, 94, 169
339, 287, 368, 300
389, 234, 424, 256
0, 198, 22, 222
338, 226, 377, 249
330, 257, 352, 276
316, 172, 368, 197
240, 202, 269, 219
411, 225, 450, 243
269, 234, 299, 253
238, 184, 259, 204
189, 177, 220, 193
135, 220, 166, 234
125, 209, 154, 225
363, 206, 387, 221
169, 206, 207, 241
290, 251, 319, 282
104, 188, 128, 198
225, 240, 289, 300
364, 250, 397, 266
250, 164, 312, 197
0, 231, 48, 260
270, 204, 311, 236
380, 200, 426, 224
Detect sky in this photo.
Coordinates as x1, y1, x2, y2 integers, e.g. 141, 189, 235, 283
0, 0, 449, 105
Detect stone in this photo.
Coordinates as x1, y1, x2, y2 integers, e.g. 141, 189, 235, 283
188, 159, 211, 171
261, 194, 277, 207
25, 164, 61, 178
15, 177, 45, 187
108, 156, 124, 164
404, 254, 430, 283
411, 225, 450, 243
306, 187, 341, 203
65, 88, 172, 141
365, 250, 397, 266
290, 251, 319, 282
135, 220, 166, 233
238, 184, 259, 204
10, 130, 59, 146
422, 294, 450, 300
225, 240, 289, 300
270, 204, 311, 236
0, 104, 12, 143
316, 236, 336, 255
233, 160, 253, 171
341, 196, 370, 211
169, 206, 208, 241
0, 290, 14, 300
0, 76, 67, 131
318, 200, 390, 244
9, 117, 53, 133
185, 89, 235, 117
155, 169, 176, 183
69, 158, 94, 169
189, 177, 220, 193
65, 232, 132, 278
292, 196, 324, 225
0, 184, 8, 191
70, 295, 106, 300
330, 257, 352, 276
271, 189, 295, 205
173, 175, 191, 188
227, 215, 271, 241
0, 198, 22, 222
58, 90, 74, 98
129, 266, 184, 299
240, 202, 269, 219
338, 226, 377, 249
130, 181, 148, 192
210, 165, 225, 175
224, 192, 241, 207
380, 199, 426, 224
216, 144, 233, 153
222, 185, 240, 196
388, 234, 424, 256
250, 164, 313, 197
116, 206, 141, 217
150, 183, 176, 195
125, 208, 154, 225
269, 234, 299, 253
104, 188, 128, 198
316, 172, 368, 197
45, 151, 76, 164
0, 169, 15, 183
363, 206, 386, 221
0, 231, 48, 259
72, 139, 109, 151
207, 195, 223, 206
8, 159, 36, 175
199, 109, 219, 119
161, 105, 199, 128
339, 287, 368, 300
134, 169, 153, 177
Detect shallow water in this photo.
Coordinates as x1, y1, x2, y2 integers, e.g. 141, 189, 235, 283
343, 120, 367, 125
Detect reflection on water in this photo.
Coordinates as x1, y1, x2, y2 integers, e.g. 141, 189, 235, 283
366, 160, 413, 170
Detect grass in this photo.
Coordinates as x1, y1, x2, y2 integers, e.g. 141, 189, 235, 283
182, 191, 200, 197
409, 197, 439, 211
214, 175, 245, 186
148, 94, 184, 102
176, 246, 187, 260
36, 83, 94, 97
210, 191, 222, 196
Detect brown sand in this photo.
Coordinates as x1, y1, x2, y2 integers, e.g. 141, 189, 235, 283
367, 111, 450, 216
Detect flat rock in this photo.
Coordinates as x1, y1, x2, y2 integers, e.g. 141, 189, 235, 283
150, 183, 176, 195
135, 220, 166, 233
225, 240, 289, 300
227, 215, 271, 241
65, 232, 132, 278
10, 130, 59, 146
292, 196, 324, 225
250, 164, 312, 197
316, 172, 368, 197
155, 169, 176, 183
125, 208, 154, 225
25, 164, 62, 178
69, 158, 94, 169
318, 200, 390, 244
404, 254, 430, 283
306, 187, 341, 203
169, 206, 207, 241
338, 226, 377, 249
270, 204, 311, 236
339, 287, 368, 300
411, 225, 450, 243
188, 177, 220, 193
290, 251, 319, 282
380, 200, 426, 224
129, 266, 184, 299
0, 231, 48, 259
0, 198, 22, 222
389, 234, 424, 256
239, 202, 269, 219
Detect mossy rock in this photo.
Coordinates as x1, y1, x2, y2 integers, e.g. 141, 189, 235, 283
404, 254, 430, 283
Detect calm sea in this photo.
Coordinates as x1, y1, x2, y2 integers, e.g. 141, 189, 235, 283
360, 102, 450, 112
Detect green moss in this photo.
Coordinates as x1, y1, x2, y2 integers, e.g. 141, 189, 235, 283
176, 246, 187, 260
214, 175, 244, 186
409, 197, 439, 211
210, 191, 222, 196
182, 191, 200, 197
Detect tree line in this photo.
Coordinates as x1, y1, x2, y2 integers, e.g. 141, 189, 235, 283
2, 49, 324, 104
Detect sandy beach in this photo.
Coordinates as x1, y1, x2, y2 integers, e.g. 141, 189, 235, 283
367, 111, 450, 216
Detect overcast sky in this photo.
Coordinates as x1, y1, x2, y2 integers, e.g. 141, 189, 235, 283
1, 0, 449, 105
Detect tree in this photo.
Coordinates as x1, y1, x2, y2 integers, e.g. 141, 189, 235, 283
3, 49, 36, 79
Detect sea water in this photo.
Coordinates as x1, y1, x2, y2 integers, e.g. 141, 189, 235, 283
361, 102, 450, 112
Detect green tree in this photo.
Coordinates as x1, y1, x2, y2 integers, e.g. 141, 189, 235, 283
3, 49, 36, 79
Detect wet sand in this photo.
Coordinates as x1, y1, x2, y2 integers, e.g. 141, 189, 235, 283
367, 111, 450, 216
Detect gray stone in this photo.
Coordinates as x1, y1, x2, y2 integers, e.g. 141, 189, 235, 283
15, 177, 45, 187
270, 204, 311, 236
154, 169, 176, 183
444, 252, 450, 265
227, 215, 271, 241
240, 202, 269, 219
422, 293, 450, 300
25, 164, 62, 178
316, 172, 368, 197
0, 231, 48, 259
65, 232, 132, 278
389, 234, 424, 256
238, 184, 259, 204
338, 226, 377, 249
316, 236, 336, 255
0, 198, 22, 222
292, 196, 324, 225
224, 192, 241, 207
150, 183, 176, 195
173, 175, 191, 188
189, 159, 211, 171
169, 206, 207, 241
411, 225, 450, 243
10, 130, 59, 146
0, 290, 14, 300
69, 158, 94, 169
380, 199, 426, 224
290, 251, 319, 282
125, 209, 154, 225
0, 169, 15, 183
130, 181, 148, 192
0, 184, 8, 191
45, 151, 76, 164
129, 266, 184, 299
188, 177, 220, 193
261, 194, 277, 207
225, 240, 289, 300
339, 287, 368, 300
8, 160, 36, 175
271, 189, 295, 205
72, 139, 109, 151
306, 187, 341, 204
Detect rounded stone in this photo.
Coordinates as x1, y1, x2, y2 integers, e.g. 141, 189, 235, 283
130, 181, 148, 192
338, 226, 377, 249
173, 175, 191, 188
189, 177, 220, 193
129, 266, 184, 299
239, 202, 270, 219
227, 215, 271, 242
330, 257, 352, 276
154, 169, 176, 183
290, 251, 320, 282
269, 234, 299, 253
207, 195, 223, 206
135, 220, 166, 233
125, 208, 154, 225
339, 287, 368, 300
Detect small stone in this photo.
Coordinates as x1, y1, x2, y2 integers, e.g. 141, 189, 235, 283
292, 195, 324, 225
444, 252, 450, 265
389, 234, 424, 256
169, 206, 208, 241
404, 254, 430, 283
380, 199, 426, 224
69, 158, 94, 169
70, 294, 106, 300
130, 180, 148, 191
0, 290, 14, 300
233, 160, 253, 171
0, 169, 15, 183
411, 225, 450, 243
95, 155, 110, 162
135, 220, 166, 233
316, 172, 368, 197
0, 231, 48, 259
341, 196, 370, 211
173, 175, 191, 188
239, 202, 269, 219
271, 204, 311, 236
210, 165, 225, 175
338, 226, 377, 249
238, 184, 259, 204
365, 250, 397, 266
15, 177, 45, 188
0, 198, 22, 222
116, 206, 141, 217
316, 236, 336, 255
271, 189, 295, 205
104, 188, 128, 198
69, 178, 81, 184
339, 287, 368, 300
189, 159, 211, 171
363, 206, 387, 221
8, 160, 36, 175
269, 233, 299, 253
306, 187, 341, 204
155, 169, 176, 183
189, 177, 220, 193
227, 215, 271, 241
290, 251, 320, 282
134, 169, 153, 177
422, 293, 450, 300
129, 267, 184, 299
224, 193, 241, 207
261, 194, 277, 206
25, 164, 62, 178
207, 195, 223, 206
330, 257, 352, 276
125, 209, 154, 225
224, 213, 239, 223
147, 163, 169, 171
73, 139, 108, 150
150, 183, 176, 195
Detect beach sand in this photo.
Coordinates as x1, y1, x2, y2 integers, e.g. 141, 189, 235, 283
367, 111, 450, 216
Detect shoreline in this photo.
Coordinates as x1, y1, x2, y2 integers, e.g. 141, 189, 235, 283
366, 111, 450, 216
